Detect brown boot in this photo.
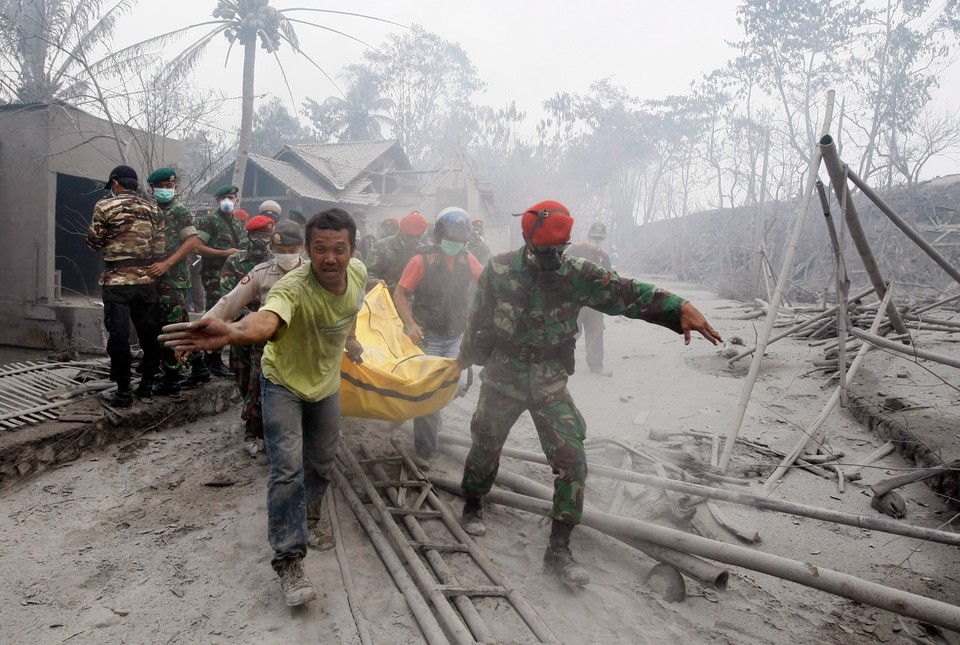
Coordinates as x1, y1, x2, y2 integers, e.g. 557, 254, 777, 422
275, 557, 317, 606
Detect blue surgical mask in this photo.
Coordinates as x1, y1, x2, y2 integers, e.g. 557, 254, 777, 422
440, 240, 465, 256
154, 188, 175, 204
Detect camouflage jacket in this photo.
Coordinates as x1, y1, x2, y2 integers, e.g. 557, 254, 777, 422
365, 233, 421, 291
219, 249, 269, 314
86, 191, 164, 286
197, 210, 246, 276
567, 242, 611, 270
466, 236, 491, 265
159, 202, 197, 290
461, 248, 687, 401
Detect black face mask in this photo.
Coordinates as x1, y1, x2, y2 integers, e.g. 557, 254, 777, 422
250, 237, 270, 258
526, 244, 568, 272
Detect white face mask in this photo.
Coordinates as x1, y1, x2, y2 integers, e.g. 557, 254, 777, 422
219, 198, 235, 213
274, 253, 301, 271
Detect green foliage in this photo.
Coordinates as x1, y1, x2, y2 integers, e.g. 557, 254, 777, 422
302, 65, 394, 143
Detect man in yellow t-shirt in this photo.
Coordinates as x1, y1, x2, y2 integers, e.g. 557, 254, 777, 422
160, 209, 366, 607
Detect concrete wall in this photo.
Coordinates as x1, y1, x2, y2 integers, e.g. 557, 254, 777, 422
0, 104, 185, 349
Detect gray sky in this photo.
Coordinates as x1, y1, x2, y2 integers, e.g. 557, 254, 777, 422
113, 1, 960, 176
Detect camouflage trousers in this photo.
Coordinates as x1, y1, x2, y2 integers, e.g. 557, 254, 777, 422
157, 282, 201, 377
461, 383, 587, 525
230, 342, 265, 440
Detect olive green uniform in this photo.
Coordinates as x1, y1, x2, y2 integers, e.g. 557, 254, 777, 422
459, 249, 686, 524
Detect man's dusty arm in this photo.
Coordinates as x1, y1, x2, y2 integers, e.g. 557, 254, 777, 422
160, 310, 282, 354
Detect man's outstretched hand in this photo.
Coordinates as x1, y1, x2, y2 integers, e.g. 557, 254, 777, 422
680, 302, 722, 346
159, 318, 231, 354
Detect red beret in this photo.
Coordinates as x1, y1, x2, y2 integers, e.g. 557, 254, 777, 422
399, 211, 427, 236
520, 200, 573, 245
245, 214, 275, 233
233, 208, 249, 221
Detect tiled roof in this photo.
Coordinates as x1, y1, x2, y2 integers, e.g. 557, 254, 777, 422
286, 140, 403, 189
248, 153, 377, 206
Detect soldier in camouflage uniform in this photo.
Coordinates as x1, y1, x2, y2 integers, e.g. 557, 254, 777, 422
455, 200, 722, 586
364, 211, 427, 290
466, 218, 491, 265
143, 167, 210, 395
216, 215, 276, 455
86, 165, 165, 408
196, 184, 246, 377
567, 222, 614, 376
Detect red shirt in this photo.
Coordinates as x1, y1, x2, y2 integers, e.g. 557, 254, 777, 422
398, 251, 484, 291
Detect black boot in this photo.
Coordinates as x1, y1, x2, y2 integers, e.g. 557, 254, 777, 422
182, 359, 212, 388
134, 378, 154, 404
205, 352, 234, 378
100, 387, 133, 409
460, 496, 486, 536
152, 373, 182, 397
543, 520, 590, 586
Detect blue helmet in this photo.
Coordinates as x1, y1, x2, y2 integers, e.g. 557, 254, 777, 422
435, 207, 472, 243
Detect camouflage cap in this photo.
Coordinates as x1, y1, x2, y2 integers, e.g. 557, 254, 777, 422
272, 220, 305, 246
147, 167, 177, 185
214, 184, 239, 198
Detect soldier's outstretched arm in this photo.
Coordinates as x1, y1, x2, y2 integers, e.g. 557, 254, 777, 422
680, 302, 722, 346
160, 310, 282, 353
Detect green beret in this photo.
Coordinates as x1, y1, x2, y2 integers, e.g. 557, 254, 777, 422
147, 167, 176, 184
288, 208, 307, 224
215, 184, 239, 198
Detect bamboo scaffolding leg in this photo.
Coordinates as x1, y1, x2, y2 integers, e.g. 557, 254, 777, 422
331, 464, 450, 645
436, 433, 960, 547
819, 135, 909, 336
847, 168, 960, 290
718, 91, 836, 472
816, 178, 851, 407
761, 289, 894, 496
431, 480, 960, 634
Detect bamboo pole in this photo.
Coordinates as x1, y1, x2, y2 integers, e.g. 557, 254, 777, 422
327, 488, 374, 645
819, 135, 909, 336
843, 442, 896, 479
331, 464, 450, 645
359, 446, 492, 644
436, 433, 960, 547
846, 168, 960, 290
390, 440, 559, 644
761, 288, 893, 495
727, 286, 876, 364
440, 444, 730, 590
432, 480, 960, 633
816, 178, 851, 407
718, 90, 836, 471
339, 447, 475, 645
847, 327, 960, 369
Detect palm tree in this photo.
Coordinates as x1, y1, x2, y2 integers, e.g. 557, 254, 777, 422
113, 0, 401, 191
302, 65, 395, 143
0, 0, 136, 103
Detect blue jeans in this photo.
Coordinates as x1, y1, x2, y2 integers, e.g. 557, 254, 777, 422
414, 332, 463, 459
261, 376, 341, 570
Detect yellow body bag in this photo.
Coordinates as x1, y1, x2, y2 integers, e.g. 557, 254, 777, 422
340, 284, 462, 421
